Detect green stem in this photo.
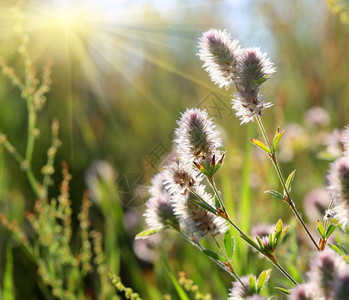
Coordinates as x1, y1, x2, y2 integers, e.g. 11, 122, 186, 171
212, 234, 250, 294
274, 261, 298, 286
255, 116, 319, 251
207, 176, 226, 212
25, 95, 36, 163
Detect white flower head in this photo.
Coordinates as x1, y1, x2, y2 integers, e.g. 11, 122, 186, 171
172, 185, 228, 241
164, 160, 203, 195
327, 157, 349, 229
342, 125, 349, 156
144, 193, 178, 230
198, 28, 241, 90
228, 275, 256, 300
175, 108, 222, 165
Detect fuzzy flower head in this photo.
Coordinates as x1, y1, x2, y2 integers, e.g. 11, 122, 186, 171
172, 186, 228, 241
198, 28, 241, 90
228, 276, 258, 300
327, 157, 349, 229
175, 108, 223, 166
334, 270, 349, 300
231, 47, 275, 125
144, 189, 178, 231
307, 249, 347, 299
85, 160, 117, 204
288, 284, 313, 300
164, 160, 203, 195
342, 125, 349, 157
235, 47, 275, 90
149, 172, 168, 197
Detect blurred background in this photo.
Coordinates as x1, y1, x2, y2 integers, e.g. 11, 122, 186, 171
0, 0, 349, 299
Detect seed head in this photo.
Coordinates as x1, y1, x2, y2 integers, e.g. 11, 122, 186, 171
175, 108, 222, 165
198, 28, 241, 90
327, 157, 349, 229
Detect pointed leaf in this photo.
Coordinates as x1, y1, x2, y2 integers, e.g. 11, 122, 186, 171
239, 234, 260, 251
275, 219, 283, 233
256, 236, 264, 250
224, 230, 233, 259
135, 228, 165, 240
249, 139, 271, 153
317, 221, 325, 238
191, 199, 217, 215
257, 269, 271, 293
273, 129, 284, 153
249, 275, 256, 293
275, 287, 290, 295
325, 224, 336, 239
328, 244, 343, 255
203, 249, 225, 263
264, 190, 284, 201
215, 195, 221, 208
285, 170, 296, 194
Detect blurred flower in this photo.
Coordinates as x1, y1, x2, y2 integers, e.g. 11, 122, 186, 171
175, 108, 222, 166
232, 47, 275, 124
288, 284, 313, 300
303, 188, 330, 222
342, 125, 349, 157
198, 29, 241, 90
326, 128, 345, 158
228, 276, 257, 300
333, 269, 349, 300
327, 157, 349, 229
250, 223, 275, 238
144, 171, 179, 230
307, 249, 347, 299
172, 186, 228, 241
133, 234, 161, 263
304, 106, 330, 128
164, 160, 203, 195
123, 209, 141, 232
85, 160, 117, 204
279, 124, 308, 162
245, 296, 266, 300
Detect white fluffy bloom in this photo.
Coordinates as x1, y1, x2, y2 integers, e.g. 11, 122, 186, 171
327, 157, 349, 229
172, 186, 228, 241
232, 47, 275, 124
175, 108, 222, 165
198, 28, 241, 90
228, 276, 256, 300
342, 125, 349, 156
163, 160, 203, 195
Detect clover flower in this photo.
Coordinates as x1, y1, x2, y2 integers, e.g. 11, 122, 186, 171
288, 284, 313, 300
232, 47, 275, 124
84, 160, 117, 204
333, 270, 349, 300
228, 276, 256, 300
307, 249, 347, 299
327, 157, 349, 229
172, 185, 228, 241
175, 108, 222, 165
343, 125, 349, 156
144, 172, 179, 230
164, 160, 203, 195
198, 28, 241, 90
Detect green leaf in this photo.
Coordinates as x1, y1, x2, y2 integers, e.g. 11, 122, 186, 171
239, 234, 260, 251
275, 219, 283, 233
203, 249, 225, 263
257, 269, 271, 293
273, 129, 284, 153
317, 221, 325, 238
135, 228, 165, 240
256, 236, 264, 250
325, 224, 336, 239
264, 190, 284, 201
249, 275, 256, 293
275, 287, 290, 295
285, 170, 296, 194
191, 199, 218, 215
328, 244, 343, 255
224, 230, 233, 259
249, 139, 271, 153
